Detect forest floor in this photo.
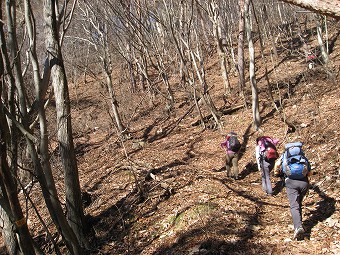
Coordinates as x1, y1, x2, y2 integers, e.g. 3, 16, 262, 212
1, 24, 340, 255
67, 29, 340, 255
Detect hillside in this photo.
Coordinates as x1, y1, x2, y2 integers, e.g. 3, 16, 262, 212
65, 28, 340, 254
0, 22, 339, 255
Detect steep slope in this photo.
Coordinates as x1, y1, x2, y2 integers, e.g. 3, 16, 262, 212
70, 39, 340, 254
0, 24, 338, 255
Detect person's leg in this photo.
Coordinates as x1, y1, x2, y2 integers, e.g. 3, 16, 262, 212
297, 180, 309, 223
261, 158, 272, 195
286, 179, 309, 239
259, 156, 266, 191
231, 154, 239, 179
225, 153, 232, 177
285, 179, 303, 229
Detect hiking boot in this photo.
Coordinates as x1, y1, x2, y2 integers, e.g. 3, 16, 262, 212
294, 226, 305, 240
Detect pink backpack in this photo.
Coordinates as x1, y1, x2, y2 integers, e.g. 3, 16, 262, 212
257, 136, 279, 159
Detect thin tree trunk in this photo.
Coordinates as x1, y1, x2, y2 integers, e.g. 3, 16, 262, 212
43, 0, 86, 252
104, 69, 125, 134
125, 3, 137, 93
252, 1, 277, 111
0, 83, 22, 255
237, 0, 246, 96
262, 5, 279, 60
0, 3, 35, 253
188, 32, 221, 129
0, 207, 21, 255
0, 131, 35, 255
102, 16, 126, 135
196, 1, 210, 47
193, 87, 205, 129
209, 1, 231, 95
316, 14, 329, 64
245, 0, 261, 130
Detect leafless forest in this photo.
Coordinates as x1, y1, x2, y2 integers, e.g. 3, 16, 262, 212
0, 0, 339, 254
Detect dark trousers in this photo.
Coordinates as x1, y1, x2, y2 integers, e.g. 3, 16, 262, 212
285, 178, 309, 229
226, 153, 239, 178
260, 157, 275, 195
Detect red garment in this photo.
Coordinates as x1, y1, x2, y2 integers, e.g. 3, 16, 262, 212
257, 136, 279, 152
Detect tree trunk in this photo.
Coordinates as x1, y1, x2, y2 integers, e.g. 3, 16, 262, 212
315, 14, 329, 64
0, 25, 21, 254
43, 0, 86, 252
237, 0, 246, 96
0, 131, 35, 255
188, 34, 221, 129
0, 3, 35, 254
245, 0, 261, 130
209, 1, 231, 95
0, 99, 21, 254
0, 207, 21, 255
252, 1, 277, 111
104, 69, 126, 134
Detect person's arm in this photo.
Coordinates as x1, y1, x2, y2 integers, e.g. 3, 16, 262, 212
305, 157, 313, 176
273, 155, 283, 176
306, 158, 311, 171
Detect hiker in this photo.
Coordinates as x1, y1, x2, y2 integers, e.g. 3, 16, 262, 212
274, 142, 312, 240
221, 132, 241, 180
307, 53, 317, 69
255, 136, 279, 195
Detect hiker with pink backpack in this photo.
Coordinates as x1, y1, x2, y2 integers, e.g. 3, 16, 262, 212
255, 136, 279, 195
221, 132, 242, 180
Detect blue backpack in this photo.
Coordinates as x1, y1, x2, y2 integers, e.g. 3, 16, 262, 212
282, 142, 310, 180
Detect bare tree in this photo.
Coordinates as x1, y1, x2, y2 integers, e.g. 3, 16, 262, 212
208, 0, 231, 95
245, 0, 261, 130
315, 14, 329, 64
79, 0, 127, 136
251, 1, 278, 111
0, 128, 35, 255
0, 3, 22, 253
0, 43, 35, 254
0, 0, 88, 253
280, 0, 340, 19
237, 0, 246, 97
43, 0, 87, 251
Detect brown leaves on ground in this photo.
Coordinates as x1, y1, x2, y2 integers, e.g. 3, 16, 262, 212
71, 59, 340, 254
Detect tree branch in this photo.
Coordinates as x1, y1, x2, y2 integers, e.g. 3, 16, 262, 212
280, 0, 340, 20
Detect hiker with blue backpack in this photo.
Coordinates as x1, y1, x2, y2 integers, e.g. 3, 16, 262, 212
255, 136, 279, 195
221, 132, 241, 180
274, 142, 312, 240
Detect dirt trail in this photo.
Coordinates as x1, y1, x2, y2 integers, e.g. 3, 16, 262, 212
73, 71, 339, 254
62, 38, 340, 253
